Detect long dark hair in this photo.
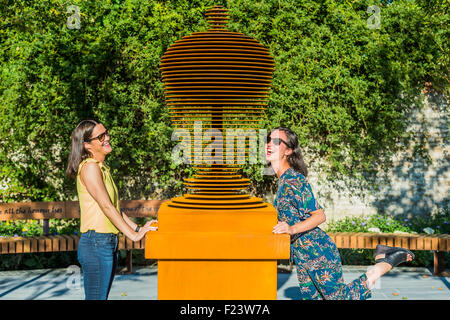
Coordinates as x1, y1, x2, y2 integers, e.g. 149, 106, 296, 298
270, 126, 308, 177
65, 120, 99, 179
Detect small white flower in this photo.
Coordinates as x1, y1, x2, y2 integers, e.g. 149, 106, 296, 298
368, 227, 381, 233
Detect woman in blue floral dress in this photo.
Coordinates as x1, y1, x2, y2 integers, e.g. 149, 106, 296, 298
268, 127, 414, 300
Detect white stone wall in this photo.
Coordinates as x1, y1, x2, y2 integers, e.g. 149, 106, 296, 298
309, 92, 448, 225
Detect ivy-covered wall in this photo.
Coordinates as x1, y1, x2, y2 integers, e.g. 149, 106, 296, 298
0, 0, 448, 219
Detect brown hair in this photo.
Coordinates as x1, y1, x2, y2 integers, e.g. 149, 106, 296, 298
65, 120, 99, 179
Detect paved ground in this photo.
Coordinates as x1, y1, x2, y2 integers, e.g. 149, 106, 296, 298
0, 265, 448, 300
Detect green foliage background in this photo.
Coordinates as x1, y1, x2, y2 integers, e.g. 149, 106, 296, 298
0, 0, 448, 203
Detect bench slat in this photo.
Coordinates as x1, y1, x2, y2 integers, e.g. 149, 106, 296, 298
370, 235, 380, 248
31, 238, 38, 253
409, 235, 417, 250
1, 240, 8, 254
362, 234, 372, 249
48, 236, 59, 252
66, 235, 79, 250
45, 237, 53, 252
118, 235, 126, 250
8, 240, 16, 254
425, 237, 432, 250
357, 233, 366, 249
23, 238, 31, 253
36, 237, 45, 253
72, 235, 80, 249
342, 232, 350, 248
417, 235, 425, 250
61, 235, 74, 251
334, 233, 343, 248
386, 235, 394, 247
133, 238, 140, 249
350, 233, 358, 248
401, 236, 409, 249
15, 239, 23, 253
126, 237, 133, 250
437, 234, 448, 251
394, 236, 402, 248
430, 235, 439, 251
138, 239, 145, 250
55, 235, 67, 251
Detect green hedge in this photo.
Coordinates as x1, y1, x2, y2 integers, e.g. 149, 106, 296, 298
0, 0, 448, 204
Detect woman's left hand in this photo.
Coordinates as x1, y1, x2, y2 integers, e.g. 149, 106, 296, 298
142, 220, 158, 231
273, 221, 293, 235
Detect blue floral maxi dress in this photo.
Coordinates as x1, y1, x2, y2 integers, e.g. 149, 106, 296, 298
274, 168, 372, 300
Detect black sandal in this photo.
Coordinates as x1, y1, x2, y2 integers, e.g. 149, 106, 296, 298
373, 244, 394, 259
374, 244, 415, 268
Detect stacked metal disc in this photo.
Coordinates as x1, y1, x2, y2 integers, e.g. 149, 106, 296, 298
160, 5, 274, 210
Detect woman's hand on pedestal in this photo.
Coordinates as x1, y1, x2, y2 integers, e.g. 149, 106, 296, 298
143, 219, 158, 230
132, 220, 158, 242
272, 221, 294, 235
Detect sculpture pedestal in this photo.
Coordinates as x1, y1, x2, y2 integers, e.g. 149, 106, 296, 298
145, 202, 290, 300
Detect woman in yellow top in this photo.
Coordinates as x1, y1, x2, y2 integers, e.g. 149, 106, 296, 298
66, 120, 157, 300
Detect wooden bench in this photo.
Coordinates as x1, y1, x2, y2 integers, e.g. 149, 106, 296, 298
0, 200, 164, 273
328, 232, 449, 276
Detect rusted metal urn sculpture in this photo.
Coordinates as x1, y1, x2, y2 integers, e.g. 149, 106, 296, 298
145, 5, 289, 300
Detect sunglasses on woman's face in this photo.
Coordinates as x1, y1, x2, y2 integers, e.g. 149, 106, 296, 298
267, 136, 290, 147
86, 130, 109, 143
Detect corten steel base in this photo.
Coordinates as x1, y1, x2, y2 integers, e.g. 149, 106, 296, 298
145, 202, 290, 300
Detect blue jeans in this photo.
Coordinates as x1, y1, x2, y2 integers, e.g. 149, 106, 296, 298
77, 230, 119, 300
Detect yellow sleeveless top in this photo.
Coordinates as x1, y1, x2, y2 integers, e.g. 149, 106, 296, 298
77, 158, 120, 234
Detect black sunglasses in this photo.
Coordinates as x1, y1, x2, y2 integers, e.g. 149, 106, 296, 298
86, 130, 109, 143
267, 136, 290, 148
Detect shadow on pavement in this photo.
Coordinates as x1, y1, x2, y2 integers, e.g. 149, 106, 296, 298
0, 270, 54, 299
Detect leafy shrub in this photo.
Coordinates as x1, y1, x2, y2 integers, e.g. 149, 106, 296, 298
0, 0, 448, 204
326, 208, 449, 235
0, 219, 80, 237
0, 251, 79, 271
48, 219, 80, 236
326, 215, 410, 233
0, 220, 43, 237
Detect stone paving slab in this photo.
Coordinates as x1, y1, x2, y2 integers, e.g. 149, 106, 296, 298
0, 266, 448, 300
